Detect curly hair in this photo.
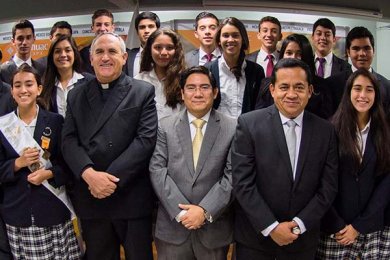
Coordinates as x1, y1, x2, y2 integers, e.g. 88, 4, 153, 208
140, 28, 186, 108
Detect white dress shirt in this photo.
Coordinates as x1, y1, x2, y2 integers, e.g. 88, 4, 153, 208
357, 119, 371, 156
198, 48, 221, 66
261, 111, 307, 236
135, 69, 183, 120
314, 52, 333, 78
132, 46, 143, 77
17, 105, 39, 136
218, 56, 247, 119
256, 48, 278, 74
55, 72, 84, 117
13, 55, 32, 67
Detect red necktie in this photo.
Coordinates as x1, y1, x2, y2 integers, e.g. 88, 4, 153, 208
206, 53, 213, 62
266, 54, 274, 77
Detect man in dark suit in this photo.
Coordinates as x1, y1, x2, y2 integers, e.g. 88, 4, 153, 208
149, 66, 235, 259
36, 21, 73, 71
311, 18, 349, 78
125, 11, 160, 77
0, 20, 45, 84
233, 59, 338, 259
246, 16, 282, 77
62, 32, 157, 260
328, 26, 390, 116
184, 12, 220, 68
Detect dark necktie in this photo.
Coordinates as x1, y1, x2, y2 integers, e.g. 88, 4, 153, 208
316, 57, 326, 78
206, 53, 213, 62
266, 54, 274, 77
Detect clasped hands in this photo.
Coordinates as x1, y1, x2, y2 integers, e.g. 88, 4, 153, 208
334, 224, 359, 246
15, 147, 53, 185
270, 221, 299, 246
82, 167, 119, 199
177, 204, 206, 230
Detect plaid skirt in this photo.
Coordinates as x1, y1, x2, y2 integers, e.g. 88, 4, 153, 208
379, 226, 390, 259
6, 219, 81, 260
316, 230, 381, 260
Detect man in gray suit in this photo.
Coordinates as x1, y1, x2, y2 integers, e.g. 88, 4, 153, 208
149, 66, 235, 259
185, 12, 220, 68
0, 20, 45, 84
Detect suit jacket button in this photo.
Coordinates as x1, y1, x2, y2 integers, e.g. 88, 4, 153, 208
108, 141, 113, 147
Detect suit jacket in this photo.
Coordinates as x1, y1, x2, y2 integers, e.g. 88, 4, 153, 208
206, 58, 265, 114
330, 54, 350, 76
321, 133, 389, 234
35, 56, 48, 72
0, 59, 45, 85
0, 109, 71, 227
62, 73, 157, 219
232, 105, 338, 252
0, 81, 14, 116
255, 75, 334, 119
245, 50, 259, 63
80, 45, 138, 77
149, 109, 236, 248
124, 47, 140, 77
327, 68, 390, 117
185, 49, 200, 68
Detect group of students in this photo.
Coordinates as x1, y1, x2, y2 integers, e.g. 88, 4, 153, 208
0, 7, 389, 260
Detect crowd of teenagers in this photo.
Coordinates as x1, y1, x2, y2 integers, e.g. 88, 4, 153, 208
0, 8, 389, 260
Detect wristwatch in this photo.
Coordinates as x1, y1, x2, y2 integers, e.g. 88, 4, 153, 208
292, 226, 301, 235
203, 209, 213, 223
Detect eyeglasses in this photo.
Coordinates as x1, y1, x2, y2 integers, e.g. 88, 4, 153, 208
184, 85, 212, 93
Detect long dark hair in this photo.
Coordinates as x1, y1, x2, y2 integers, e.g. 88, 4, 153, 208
332, 69, 390, 175
40, 35, 81, 110
140, 28, 185, 108
215, 17, 249, 81
279, 34, 316, 76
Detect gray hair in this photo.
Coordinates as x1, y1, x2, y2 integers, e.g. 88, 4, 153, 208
90, 32, 126, 54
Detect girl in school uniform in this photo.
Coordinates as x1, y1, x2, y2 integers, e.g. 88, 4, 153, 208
317, 69, 390, 259
0, 64, 80, 259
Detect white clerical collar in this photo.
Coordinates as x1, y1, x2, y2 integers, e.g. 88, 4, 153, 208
101, 83, 109, 89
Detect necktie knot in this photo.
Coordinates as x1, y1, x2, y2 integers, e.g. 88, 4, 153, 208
205, 53, 213, 62
286, 119, 296, 128
192, 118, 206, 129
267, 54, 274, 61
317, 57, 326, 65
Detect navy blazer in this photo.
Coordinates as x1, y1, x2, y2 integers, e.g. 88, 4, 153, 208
125, 47, 140, 77
330, 54, 350, 76
0, 109, 71, 227
0, 81, 14, 116
321, 133, 390, 234
0, 59, 45, 85
232, 105, 338, 252
206, 58, 265, 114
47, 72, 94, 114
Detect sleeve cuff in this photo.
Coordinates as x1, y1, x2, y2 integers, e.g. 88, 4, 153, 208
261, 221, 279, 237
175, 210, 187, 222
293, 217, 307, 234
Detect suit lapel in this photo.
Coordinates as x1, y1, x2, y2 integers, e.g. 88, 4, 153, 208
359, 132, 375, 172
193, 110, 220, 181
177, 110, 195, 177
91, 74, 130, 138
33, 109, 47, 146
85, 79, 104, 122
293, 112, 313, 189
270, 106, 294, 183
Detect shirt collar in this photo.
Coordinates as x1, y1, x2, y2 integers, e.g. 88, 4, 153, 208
360, 119, 371, 134
315, 52, 333, 64
55, 72, 84, 88
17, 105, 39, 127
220, 55, 247, 71
352, 65, 373, 73
187, 109, 211, 124
259, 48, 278, 61
13, 55, 32, 67
279, 110, 304, 127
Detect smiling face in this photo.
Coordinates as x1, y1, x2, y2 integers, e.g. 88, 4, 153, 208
12, 28, 35, 60
151, 34, 175, 71
219, 24, 242, 59
347, 37, 374, 70
90, 34, 128, 83
283, 41, 302, 59
350, 75, 375, 118
257, 21, 281, 53
92, 15, 115, 35
195, 17, 219, 50
53, 39, 74, 71
270, 67, 312, 118
182, 73, 218, 118
312, 25, 335, 57
12, 71, 42, 108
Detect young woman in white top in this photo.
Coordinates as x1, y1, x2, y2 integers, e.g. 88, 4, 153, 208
135, 28, 186, 119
